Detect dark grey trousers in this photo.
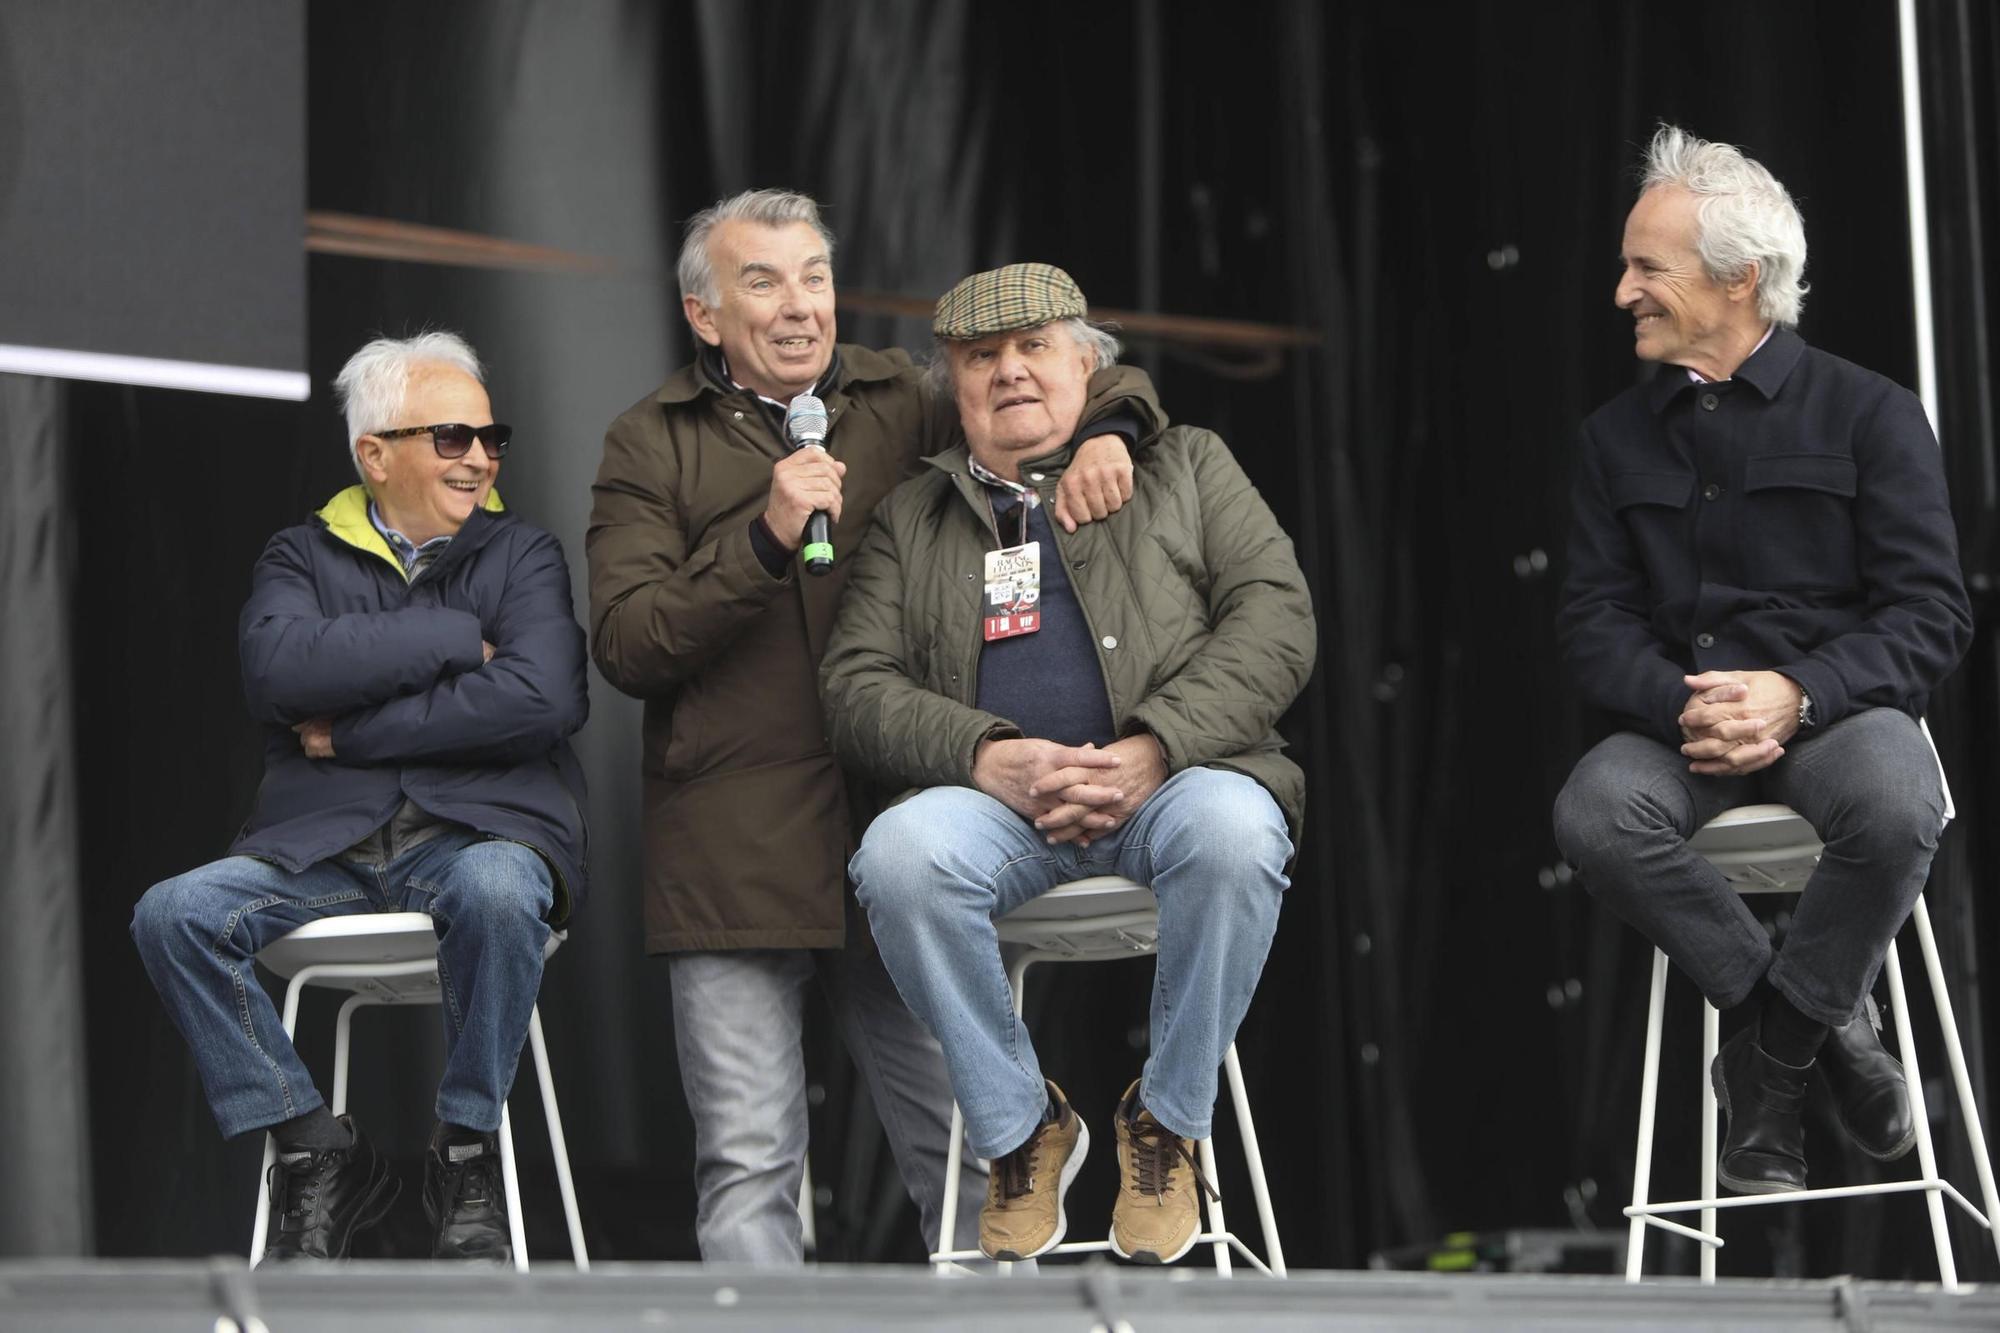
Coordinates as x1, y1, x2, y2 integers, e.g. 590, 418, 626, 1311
1553, 708, 1946, 1026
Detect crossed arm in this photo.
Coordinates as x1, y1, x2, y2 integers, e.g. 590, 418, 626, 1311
240, 530, 587, 765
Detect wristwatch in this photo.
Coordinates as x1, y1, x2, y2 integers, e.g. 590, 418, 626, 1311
1797, 691, 1816, 730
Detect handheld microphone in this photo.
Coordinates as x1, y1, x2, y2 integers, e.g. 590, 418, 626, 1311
784, 392, 834, 575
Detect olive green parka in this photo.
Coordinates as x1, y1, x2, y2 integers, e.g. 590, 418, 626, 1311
819, 424, 1315, 846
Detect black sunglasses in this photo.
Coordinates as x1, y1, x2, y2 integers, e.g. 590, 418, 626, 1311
376, 422, 513, 459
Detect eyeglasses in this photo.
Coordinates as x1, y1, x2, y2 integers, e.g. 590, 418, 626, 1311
375, 422, 514, 459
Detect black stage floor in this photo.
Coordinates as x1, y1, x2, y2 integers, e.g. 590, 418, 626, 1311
5, 1261, 2000, 1332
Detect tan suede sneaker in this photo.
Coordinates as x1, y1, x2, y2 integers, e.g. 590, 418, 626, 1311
1110, 1079, 1216, 1264
979, 1081, 1089, 1261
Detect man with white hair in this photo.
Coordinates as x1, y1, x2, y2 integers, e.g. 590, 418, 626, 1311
1554, 127, 1972, 1194
132, 332, 590, 1262
588, 191, 1160, 1264
821, 263, 1313, 1264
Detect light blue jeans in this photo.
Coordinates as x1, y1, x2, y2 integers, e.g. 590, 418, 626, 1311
130, 831, 554, 1137
851, 767, 1290, 1160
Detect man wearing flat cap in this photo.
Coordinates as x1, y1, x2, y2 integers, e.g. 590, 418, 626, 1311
821, 263, 1315, 1264
588, 192, 1163, 1265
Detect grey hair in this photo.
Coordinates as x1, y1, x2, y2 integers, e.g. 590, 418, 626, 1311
1641, 124, 1809, 326
331, 331, 486, 479
677, 189, 836, 307
925, 317, 1122, 397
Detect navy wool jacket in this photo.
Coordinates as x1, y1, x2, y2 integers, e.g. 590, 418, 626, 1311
230, 486, 591, 920
1557, 326, 1973, 746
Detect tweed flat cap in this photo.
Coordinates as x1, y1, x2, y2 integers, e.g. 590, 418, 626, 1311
933, 262, 1087, 339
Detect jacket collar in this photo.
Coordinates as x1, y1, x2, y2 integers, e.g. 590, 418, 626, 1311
653, 341, 908, 407
1645, 324, 1807, 413
920, 436, 1083, 484
314, 484, 507, 581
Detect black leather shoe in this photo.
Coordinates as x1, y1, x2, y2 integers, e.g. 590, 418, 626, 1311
424, 1127, 512, 1262
1712, 1023, 1811, 1194
263, 1116, 399, 1261
1820, 999, 1917, 1162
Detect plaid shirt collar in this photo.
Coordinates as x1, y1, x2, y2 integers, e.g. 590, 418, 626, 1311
367, 499, 454, 573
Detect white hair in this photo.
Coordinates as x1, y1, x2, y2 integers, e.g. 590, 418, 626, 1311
331, 331, 485, 478
1641, 124, 1809, 326
925, 317, 1122, 397
677, 189, 836, 307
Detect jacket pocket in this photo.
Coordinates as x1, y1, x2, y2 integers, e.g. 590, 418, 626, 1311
1741, 453, 1859, 590
1607, 471, 1694, 592
1744, 453, 1857, 498
1607, 471, 1694, 511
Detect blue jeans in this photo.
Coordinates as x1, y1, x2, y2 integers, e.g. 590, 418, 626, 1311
131, 831, 554, 1138
850, 767, 1290, 1160
1553, 708, 1946, 1026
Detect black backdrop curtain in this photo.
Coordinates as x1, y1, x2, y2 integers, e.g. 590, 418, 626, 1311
24, 0, 1998, 1276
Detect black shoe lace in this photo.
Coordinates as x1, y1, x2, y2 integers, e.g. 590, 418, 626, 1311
1127, 1117, 1219, 1204
994, 1136, 1040, 1203
269, 1151, 333, 1226
439, 1151, 501, 1221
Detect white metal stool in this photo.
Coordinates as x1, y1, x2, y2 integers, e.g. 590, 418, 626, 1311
930, 876, 1286, 1276
1623, 790, 2000, 1289
245, 913, 589, 1271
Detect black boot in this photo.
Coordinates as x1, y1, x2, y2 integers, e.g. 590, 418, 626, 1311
423, 1125, 512, 1262
1711, 1022, 1811, 1194
263, 1115, 399, 1261
1820, 997, 1917, 1162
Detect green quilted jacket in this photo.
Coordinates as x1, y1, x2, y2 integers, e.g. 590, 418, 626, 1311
819, 424, 1315, 843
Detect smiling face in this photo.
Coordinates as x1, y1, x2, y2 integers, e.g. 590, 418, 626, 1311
683, 219, 836, 401
947, 321, 1096, 481
1616, 184, 1765, 380
354, 365, 497, 544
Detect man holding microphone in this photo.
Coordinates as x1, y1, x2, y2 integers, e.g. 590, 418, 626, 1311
587, 189, 1160, 1263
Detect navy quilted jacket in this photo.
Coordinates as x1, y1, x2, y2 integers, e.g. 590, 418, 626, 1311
229, 486, 590, 921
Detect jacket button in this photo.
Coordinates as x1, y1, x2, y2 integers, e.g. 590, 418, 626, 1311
1102, 635, 1118, 650
733, 410, 744, 419
1029, 472, 1045, 482
1699, 393, 1719, 411
1073, 559, 1087, 570
1696, 632, 1715, 648
1702, 482, 1722, 500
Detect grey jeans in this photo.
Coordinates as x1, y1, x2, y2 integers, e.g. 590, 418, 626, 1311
1553, 707, 1946, 1026
668, 939, 985, 1266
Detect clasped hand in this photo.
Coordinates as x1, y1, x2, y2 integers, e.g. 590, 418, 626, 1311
971, 733, 1168, 847
1677, 669, 1802, 776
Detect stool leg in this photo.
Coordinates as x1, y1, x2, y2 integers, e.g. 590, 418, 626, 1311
1627, 948, 1669, 1282
526, 1005, 589, 1269
1700, 1000, 1718, 1283
1224, 1043, 1286, 1276
1913, 896, 2000, 1268
332, 995, 366, 1115
1198, 1134, 1231, 1275
249, 973, 313, 1267
799, 1156, 817, 1259
1885, 936, 1957, 1290
249, 1134, 278, 1268
934, 1100, 968, 1271
497, 1103, 529, 1273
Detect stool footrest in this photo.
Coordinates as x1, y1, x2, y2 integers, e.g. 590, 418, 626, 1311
930, 1231, 1271, 1275
1627, 1177, 1989, 1229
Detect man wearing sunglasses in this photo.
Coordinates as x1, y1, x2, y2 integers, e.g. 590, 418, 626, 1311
131, 332, 590, 1264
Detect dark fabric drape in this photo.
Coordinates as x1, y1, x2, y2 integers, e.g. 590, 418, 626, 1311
0, 374, 92, 1255
9, 0, 1995, 1276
